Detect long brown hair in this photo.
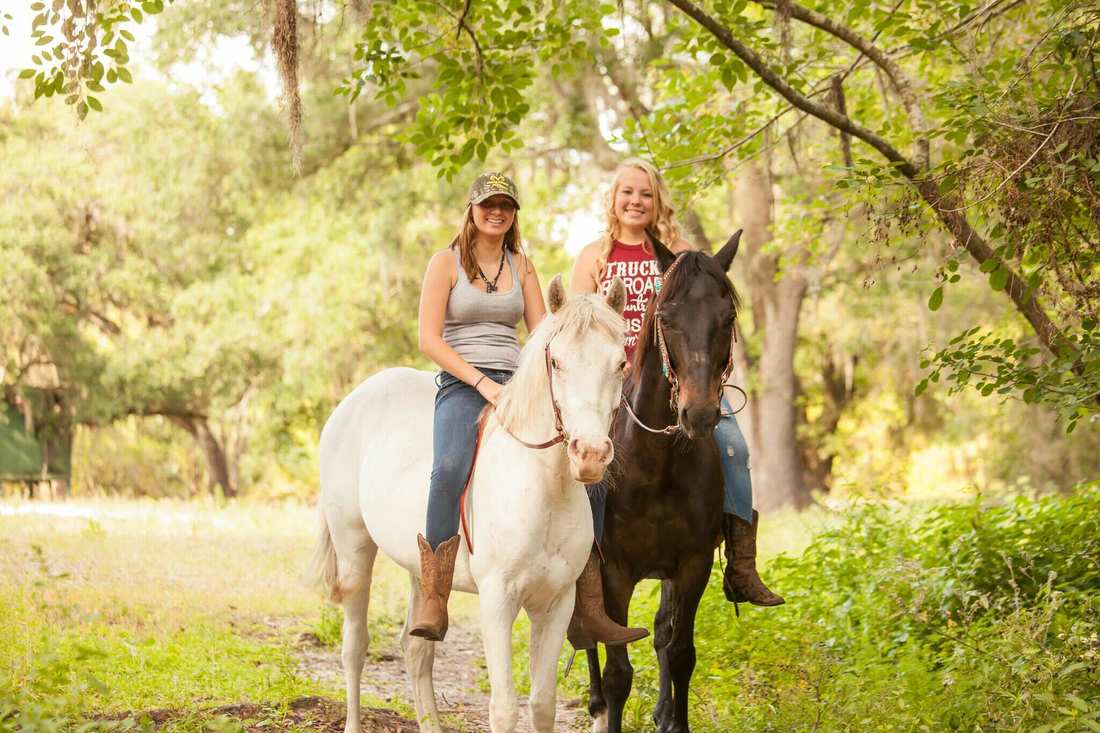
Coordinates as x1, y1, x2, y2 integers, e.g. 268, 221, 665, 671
450, 204, 523, 282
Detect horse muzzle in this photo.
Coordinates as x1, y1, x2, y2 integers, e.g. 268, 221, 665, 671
567, 436, 614, 483
678, 402, 721, 439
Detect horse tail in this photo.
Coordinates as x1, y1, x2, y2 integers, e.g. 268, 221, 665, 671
310, 509, 342, 602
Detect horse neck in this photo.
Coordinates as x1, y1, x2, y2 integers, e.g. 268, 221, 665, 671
492, 360, 570, 475
628, 343, 676, 428
487, 407, 572, 505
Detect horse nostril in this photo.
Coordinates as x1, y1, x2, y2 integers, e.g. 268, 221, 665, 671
569, 438, 582, 455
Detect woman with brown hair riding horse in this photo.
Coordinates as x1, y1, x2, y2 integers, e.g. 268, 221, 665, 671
570, 158, 783, 613
411, 171, 647, 647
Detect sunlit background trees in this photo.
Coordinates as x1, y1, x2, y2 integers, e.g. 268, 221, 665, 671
1, 0, 1096, 505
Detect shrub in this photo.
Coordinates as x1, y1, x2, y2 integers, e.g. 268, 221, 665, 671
586, 484, 1100, 732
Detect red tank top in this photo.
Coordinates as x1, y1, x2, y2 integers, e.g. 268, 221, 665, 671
598, 240, 660, 360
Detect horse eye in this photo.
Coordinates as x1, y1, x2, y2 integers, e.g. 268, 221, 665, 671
551, 358, 561, 371
617, 360, 628, 374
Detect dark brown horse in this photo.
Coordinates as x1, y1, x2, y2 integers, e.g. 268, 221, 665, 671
586, 231, 742, 733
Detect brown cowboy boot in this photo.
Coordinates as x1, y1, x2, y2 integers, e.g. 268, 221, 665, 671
410, 533, 461, 641
723, 510, 784, 614
567, 551, 649, 650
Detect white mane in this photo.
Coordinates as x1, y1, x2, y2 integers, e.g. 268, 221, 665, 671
494, 293, 624, 437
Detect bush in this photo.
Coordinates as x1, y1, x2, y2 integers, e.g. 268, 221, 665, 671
587, 484, 1100, 732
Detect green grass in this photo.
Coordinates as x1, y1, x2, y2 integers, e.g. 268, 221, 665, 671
3, 489, 1096, 732
0, 498, 427, 731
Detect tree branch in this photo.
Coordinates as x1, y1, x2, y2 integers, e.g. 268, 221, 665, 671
752, 0, 929, 169
455, 0, 472, 41
665, 0, 1068, 358
667, 0, 919, 177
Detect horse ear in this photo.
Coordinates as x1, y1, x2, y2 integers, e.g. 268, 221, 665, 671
714, 229, 742, 273
548, 274, 567, 314
650, 235, 678, 274
605, 276, 627, 314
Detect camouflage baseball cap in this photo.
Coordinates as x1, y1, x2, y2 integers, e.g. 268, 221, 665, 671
468, 171, 520, 209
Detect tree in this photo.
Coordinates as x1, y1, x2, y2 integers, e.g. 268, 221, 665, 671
8, 0, 1096, 504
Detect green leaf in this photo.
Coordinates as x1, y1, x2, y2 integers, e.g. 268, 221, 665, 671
979, 258, 998, 273
928, 286, 944, 311
989, 266, 1009, 292
18, 68, 35, 79
86, 95, 102, 111
1066, 694, 1089, 712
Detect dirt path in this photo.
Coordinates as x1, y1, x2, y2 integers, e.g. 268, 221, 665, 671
295, 621, 591, 732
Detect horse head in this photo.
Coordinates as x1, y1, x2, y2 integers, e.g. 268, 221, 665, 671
635, 230, 742, 440
497, 275, 628, 484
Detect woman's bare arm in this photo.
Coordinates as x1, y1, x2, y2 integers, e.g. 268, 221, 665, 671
570, 241, 603, 295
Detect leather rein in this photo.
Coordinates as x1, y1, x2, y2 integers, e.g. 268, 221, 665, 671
621, 252, 746, 437
497, 337, 568, 450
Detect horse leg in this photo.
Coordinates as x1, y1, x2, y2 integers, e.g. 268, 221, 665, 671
400, 572, 442, 733
332, 533, 378, 733
655, 558, 711, 733
478, 580, 521, 733
526, 587, 575, 733
651, 581, 675, 728
585, 648, 608, 733
599, 567, 637, 733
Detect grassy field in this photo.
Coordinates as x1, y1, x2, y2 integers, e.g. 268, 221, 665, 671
0, 495, 821, 731
2, 490, 1096, 732
0, 498, 446, 731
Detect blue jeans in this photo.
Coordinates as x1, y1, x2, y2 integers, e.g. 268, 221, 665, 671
425, 369, 513, 550
586, 396, 753, 542
715, 396, 753, 522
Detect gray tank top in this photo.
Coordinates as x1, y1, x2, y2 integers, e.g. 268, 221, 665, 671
443, 247, 525, 371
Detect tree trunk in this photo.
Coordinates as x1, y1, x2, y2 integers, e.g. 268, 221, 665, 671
799, 350, 858, 492
731, 162, 812, 511
169, 415, 237, 499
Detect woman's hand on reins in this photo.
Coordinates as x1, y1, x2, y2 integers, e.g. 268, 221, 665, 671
477, 378, 504, 406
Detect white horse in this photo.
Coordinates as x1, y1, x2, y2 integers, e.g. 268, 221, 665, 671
313, 276, 628, 733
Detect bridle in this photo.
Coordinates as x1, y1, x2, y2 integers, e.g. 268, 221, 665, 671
497, 338, 569, 449
621, 252, 746, 436
490, 330, 572, 444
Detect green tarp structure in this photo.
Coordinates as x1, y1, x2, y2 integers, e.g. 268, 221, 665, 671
0, 402, 71, 481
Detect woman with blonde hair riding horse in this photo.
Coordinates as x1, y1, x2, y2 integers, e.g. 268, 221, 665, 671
571, 158, 783, 612
412, 171, 648, 645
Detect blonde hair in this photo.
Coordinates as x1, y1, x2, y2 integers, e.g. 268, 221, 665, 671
595, 158, 681, 282
451, 204, 523, 282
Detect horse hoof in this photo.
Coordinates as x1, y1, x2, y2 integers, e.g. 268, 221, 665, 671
591, 709, 609, 733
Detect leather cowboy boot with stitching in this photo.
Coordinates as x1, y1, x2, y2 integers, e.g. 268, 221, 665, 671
567, 550, 649, 650
410, 533, 461, 641
723, 510, 784, 613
